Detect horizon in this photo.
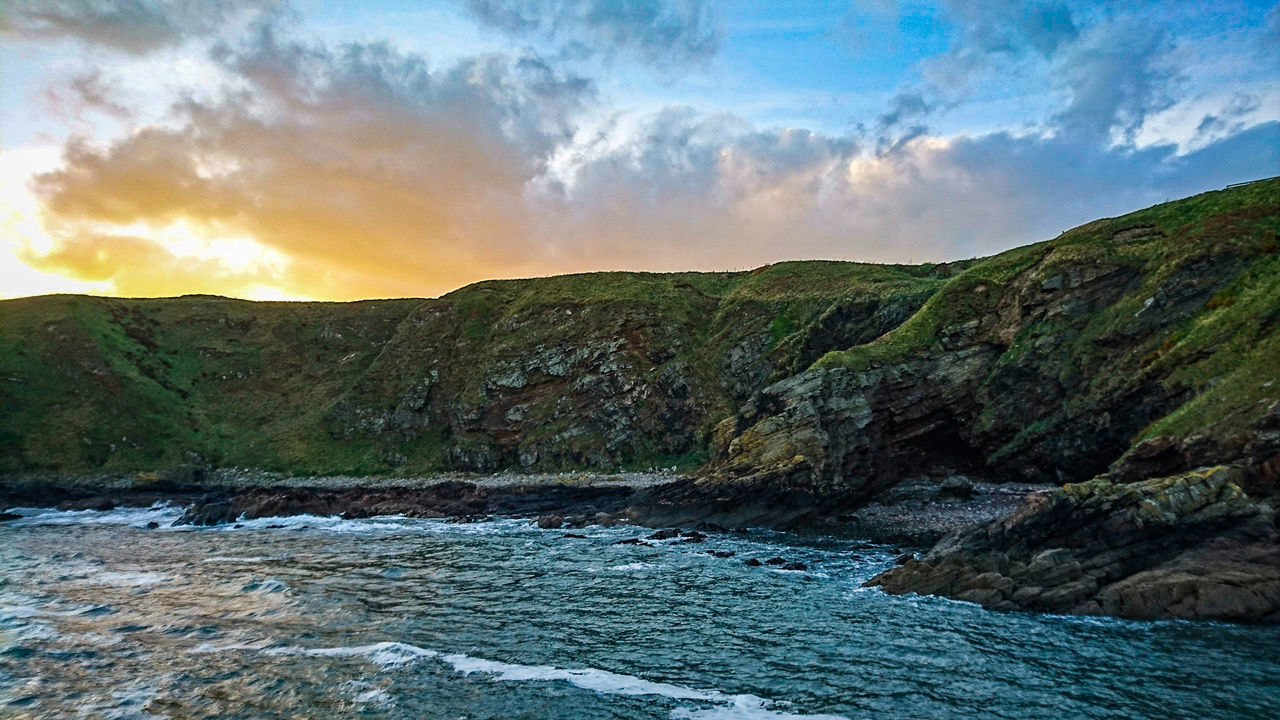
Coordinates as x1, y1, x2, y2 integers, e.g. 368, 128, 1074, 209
2, 1, 1278, 302
4, 173, 1274, 305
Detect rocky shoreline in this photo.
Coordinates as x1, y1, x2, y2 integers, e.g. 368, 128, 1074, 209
868, 467, 1280, 622
0, 471, 680, 526
4, 184, 1279, 624
4, 465, 1278, 622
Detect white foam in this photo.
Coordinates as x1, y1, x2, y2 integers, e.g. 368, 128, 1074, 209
238, 578, 290, 594
2, 504, 184, 528
673, 698, 850, 720
190, 641, 275, 654
441, 653, 717, 700
90, 571, 169, 587
273, 640, 439, 667
351, 686, 394, 707
233, 640, 847, 719
604, 562, 657, 572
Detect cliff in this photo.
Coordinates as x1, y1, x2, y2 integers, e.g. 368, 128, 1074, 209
0, 262, 945, 476
4, 179, 1278, 621
643, 178, 1280, 523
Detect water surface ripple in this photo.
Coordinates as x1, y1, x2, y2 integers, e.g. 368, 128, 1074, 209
2, 505, 1278, 718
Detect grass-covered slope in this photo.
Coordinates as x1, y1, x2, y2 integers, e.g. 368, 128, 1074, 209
0, 262, 943, 476
0, 295, 420, 475
3, 180, 1275, 481
710, 178, 1279, 495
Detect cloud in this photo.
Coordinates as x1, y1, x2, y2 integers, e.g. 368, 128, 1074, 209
942, 0, 1078, 59
883, 1, 1082, 139
18, 232, 289, 298
28, 29, 595, 299
42, 70, 131, 119
540, 108, 1279, 272
1053, 22, 1180, 143
876, 91, 933, 132
1195, 92, 1260, 137
0, 0, 280, 54
463, 0, 720, 69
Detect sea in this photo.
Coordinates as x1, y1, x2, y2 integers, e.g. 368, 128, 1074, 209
2, 504, 1278, 719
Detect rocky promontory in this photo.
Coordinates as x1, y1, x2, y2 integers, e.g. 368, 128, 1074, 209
868, 467, 1280, 622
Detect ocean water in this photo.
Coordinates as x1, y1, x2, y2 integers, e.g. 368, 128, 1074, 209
2, 505, 1278, 719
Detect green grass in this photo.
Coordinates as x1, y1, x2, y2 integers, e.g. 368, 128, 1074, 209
2, 179, 1276, 477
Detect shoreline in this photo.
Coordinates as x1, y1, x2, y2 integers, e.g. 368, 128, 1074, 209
1, 471, 1052, 546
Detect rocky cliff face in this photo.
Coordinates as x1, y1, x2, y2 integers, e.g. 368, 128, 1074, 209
687, 181, 1279, 512
0, 263, 942, 476
2, 182, 1274, 490
2, 181, 1277, 622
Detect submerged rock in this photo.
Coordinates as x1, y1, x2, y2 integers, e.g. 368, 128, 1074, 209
867, 467, 1280, 622
535, 515, 564, 529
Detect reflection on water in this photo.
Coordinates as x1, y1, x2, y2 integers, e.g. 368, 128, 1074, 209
2, 505, 1279, 719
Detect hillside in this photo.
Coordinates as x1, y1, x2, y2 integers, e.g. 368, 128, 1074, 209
695, 177, 1279, 512
0, 261, 950, 476
1, 180, 1276, 492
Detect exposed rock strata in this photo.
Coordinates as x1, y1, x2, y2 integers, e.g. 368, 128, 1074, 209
867, 467, 1280, 622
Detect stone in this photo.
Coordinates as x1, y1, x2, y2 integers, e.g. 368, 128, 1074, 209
939, 475, 976, 499
743, 558, 763, 567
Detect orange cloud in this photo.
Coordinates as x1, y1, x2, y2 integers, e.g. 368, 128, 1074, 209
26, 36, 593, 300
15, 21, 1279, 302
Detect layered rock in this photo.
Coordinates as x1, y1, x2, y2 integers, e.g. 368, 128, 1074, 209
867, 467, 1280, 622
0, 263, 940, 476
694, 183, 1279, 511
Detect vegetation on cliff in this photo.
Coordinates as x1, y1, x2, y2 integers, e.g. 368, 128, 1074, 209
708, 179, 1279, 497
0, 261, 945, 476
2, 179, 1276, 488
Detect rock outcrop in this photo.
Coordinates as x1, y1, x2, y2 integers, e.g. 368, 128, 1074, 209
2, 178, 1278, 623
693, 181, 1279, 509
173, 482, 636, 526
867, 467, 1280, 622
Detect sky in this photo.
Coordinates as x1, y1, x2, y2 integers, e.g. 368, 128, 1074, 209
1, 1, 1277, 301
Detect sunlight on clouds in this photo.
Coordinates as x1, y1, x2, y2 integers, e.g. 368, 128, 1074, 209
1, 146, 311, 300
0, 147, 112, 298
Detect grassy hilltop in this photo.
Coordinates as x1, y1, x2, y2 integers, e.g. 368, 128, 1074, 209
2, 179, 1277, 483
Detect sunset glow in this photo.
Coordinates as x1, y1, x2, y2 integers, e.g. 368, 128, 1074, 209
2, 1, 1277, 300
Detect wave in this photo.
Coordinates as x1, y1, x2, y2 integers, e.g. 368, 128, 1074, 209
1, 503, 185, 528
197, 640, 848, 719
88, 571, 169, 587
